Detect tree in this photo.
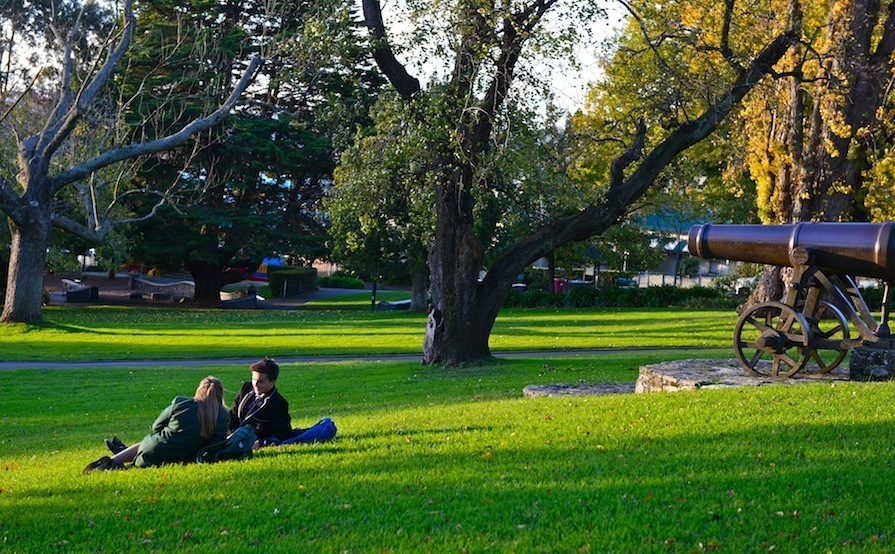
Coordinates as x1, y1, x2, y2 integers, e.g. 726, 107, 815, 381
736, 0, 895, 301
362, 0, 796, 364
328, 94, 434, 310
743, 0, 895, 224
0, 0, 261, 322
127, 115, 334, 302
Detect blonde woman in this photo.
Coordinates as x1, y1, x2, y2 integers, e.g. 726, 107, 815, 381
85, 376, 229, 472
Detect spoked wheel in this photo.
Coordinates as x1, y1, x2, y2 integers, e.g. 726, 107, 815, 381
734, 301, 811, 378
802, 300, 850, 373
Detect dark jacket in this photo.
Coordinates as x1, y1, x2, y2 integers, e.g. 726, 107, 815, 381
134, 396, 229, 468
229, 382, 293, 440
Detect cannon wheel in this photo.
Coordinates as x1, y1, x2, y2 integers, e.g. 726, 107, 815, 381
734, 301, 811, 378
803, 300, 850, 373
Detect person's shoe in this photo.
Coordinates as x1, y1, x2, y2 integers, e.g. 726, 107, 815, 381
105, 436, 127, 454
83, 456, 113, 473
83, 456, 125, 473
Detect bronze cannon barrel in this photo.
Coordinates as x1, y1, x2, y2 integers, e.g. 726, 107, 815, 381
687, 222, 895, 281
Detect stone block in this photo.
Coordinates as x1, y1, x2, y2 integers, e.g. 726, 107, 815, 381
849, 348, 895, 381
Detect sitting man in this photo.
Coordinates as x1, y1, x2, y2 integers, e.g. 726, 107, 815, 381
229, 358, 336, 448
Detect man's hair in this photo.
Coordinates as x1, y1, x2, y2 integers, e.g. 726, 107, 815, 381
250, 358, 280, 382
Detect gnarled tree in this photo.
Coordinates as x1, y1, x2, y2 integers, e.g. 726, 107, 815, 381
361, 0, 797, 364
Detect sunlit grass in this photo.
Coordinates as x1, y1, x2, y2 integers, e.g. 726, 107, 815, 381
1, 358, 893, 552
0, 304, 739, 362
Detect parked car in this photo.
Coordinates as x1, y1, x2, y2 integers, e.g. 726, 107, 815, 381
616, 277, 638, 288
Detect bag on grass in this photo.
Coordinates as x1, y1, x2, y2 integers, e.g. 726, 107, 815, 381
279, 418, 337, 445
197, 424, 257, 463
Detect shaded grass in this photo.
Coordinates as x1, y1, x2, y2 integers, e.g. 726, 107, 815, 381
0, 305, 738, 362
1, 356, 893, 552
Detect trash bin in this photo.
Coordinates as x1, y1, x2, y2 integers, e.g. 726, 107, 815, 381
552, 278, 567, 293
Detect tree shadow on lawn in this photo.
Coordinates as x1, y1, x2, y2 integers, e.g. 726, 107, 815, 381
5, 419, 893, 551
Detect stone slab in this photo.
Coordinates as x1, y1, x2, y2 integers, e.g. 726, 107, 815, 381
636, 358, 849, 393
523, 382, 635, 398
523, 358, 849, 398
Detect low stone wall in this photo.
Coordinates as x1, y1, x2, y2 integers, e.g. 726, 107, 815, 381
132, 277, 195, 300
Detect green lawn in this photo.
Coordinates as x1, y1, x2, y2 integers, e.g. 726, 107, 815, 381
1, 355, 893, 552
0, 303, 737, 361
1, 303, 890, 551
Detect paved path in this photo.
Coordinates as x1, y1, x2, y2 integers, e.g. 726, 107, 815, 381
0, 348, 688, 371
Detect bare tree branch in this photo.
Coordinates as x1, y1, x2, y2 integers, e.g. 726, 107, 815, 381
51, 56, 263, 192
50, 212, 108, 242
362, 0, 421, 99
363, 0, 420, 100
0, 176, 21, 221
608, 118, 646, 189
39, 0, 137, 160
0, 68, 43, 126
720, 0, 746, 77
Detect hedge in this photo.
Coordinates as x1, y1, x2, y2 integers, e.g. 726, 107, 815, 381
317, 275, 365, 289
504, 285, 739, 309
268, 266, 318, 298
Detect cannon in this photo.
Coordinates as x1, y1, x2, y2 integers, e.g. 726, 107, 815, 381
688, 222, 895, 377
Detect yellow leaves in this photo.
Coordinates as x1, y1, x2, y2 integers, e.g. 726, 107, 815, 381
864, 153, 895, 220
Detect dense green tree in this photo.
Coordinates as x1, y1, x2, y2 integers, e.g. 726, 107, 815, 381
119, 0, 382, 302
127, 116, 334, 302
593, 221, 668, 274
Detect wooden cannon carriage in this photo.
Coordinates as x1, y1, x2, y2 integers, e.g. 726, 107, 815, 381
687, 222, 895, 377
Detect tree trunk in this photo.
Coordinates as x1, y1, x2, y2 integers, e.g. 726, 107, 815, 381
186, 261, 225, 304
1, 210, 52, 323
410, 268, 427, 311
423, 182, 487, 364
547, 251, 557, 293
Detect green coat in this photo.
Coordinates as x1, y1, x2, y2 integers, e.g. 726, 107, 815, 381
134, 396, 229, 468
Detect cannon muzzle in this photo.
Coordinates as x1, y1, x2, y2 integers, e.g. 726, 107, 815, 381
688, 222, 895, 280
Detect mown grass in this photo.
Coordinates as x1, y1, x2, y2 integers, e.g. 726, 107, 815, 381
2, 355, 893, 552
0, 303, 737, 362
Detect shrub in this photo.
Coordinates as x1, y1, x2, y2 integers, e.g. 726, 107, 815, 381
521, 288, 558, 308
860, 286, 885, 309
268, 266, 318, 298
504, 289, 526, 307
503, 283, 732, 309
318, 275, 365, 289
564, 286, 600, 308
640, 285, 685, 307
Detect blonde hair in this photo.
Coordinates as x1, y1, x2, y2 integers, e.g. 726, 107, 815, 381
194, 376, 225, 440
